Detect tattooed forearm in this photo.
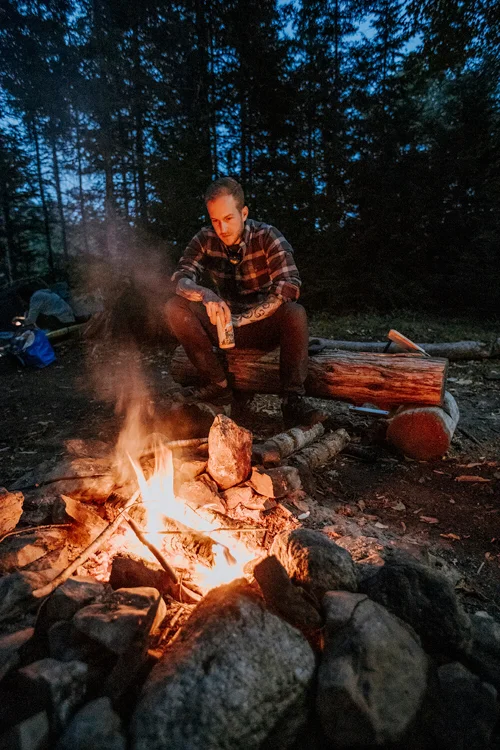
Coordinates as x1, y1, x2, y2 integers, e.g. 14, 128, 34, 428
176, 278, 218, 304
232, 296, 283, 328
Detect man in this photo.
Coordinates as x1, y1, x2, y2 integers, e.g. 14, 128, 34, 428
19, 287, 76, 330
165, 177, 321, 427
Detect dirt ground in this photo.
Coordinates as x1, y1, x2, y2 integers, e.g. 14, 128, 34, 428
0, 329, 499, 618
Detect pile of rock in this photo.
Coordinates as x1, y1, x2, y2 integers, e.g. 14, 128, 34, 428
0, 528, 499, 749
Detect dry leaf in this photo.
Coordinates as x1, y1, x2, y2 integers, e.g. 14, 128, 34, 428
420, 516, 439, 524
440, 533, 461, 541
456, 475, 491, 483
374, 521, 388, 529
391, 501, 406, 511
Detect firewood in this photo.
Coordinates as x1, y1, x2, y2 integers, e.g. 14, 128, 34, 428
171, 347, 447, 407
253, 423, 325, 467
386, 391, 460, 460
286, 428, 350, 472
207, 415, 252, 490
249, 466, 302, 499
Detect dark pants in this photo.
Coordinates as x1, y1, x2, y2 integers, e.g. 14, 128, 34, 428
165, 296, 309, 395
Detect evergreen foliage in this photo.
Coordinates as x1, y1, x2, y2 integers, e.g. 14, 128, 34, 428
0, 0, 498, 311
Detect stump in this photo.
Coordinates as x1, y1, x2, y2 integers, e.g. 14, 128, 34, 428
171, 347, 447, 408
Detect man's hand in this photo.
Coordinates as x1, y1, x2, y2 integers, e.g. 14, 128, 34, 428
176, 279, 231, 326
202, 289, 231, 326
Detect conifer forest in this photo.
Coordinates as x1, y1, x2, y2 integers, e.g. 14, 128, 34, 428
0, 0, 499, 313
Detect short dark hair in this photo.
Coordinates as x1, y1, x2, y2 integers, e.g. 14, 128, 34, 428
204, 177, 245, 211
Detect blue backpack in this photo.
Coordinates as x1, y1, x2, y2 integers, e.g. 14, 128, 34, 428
9, 328, 56, 368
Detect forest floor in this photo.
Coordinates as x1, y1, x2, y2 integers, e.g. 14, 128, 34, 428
0, 310, 499, 618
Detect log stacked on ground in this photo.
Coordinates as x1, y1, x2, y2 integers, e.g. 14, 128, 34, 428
171, 347, 448, 408
386, 391, 460, 461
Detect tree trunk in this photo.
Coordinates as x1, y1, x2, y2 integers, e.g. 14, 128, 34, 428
1, 181, 15, 283
31, 118, 53, 271
75, 112, 90, 254
171, 346, 448, 408
50, 132, 68, 261
132, 27, 148, 227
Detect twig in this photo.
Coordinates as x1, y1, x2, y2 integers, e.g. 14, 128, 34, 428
32, 491, 141, 600
166, 438, 208, 450
158, 526, 261, 535
0, 523, 72, 545
477, 561, 486, 575
12, 474, 111, 493
458, 426, 483, 446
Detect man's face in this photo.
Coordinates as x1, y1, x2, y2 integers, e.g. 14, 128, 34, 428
207, 193, 248, 246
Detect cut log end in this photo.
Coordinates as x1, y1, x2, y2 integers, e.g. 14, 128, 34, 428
386, 392, 460, 460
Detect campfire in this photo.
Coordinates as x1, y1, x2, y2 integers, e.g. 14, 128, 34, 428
0, 405, 498, 749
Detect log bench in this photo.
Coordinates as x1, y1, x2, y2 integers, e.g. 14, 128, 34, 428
171, 345, 459, 460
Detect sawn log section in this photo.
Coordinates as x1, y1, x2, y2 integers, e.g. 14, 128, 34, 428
171, 347, 448, 408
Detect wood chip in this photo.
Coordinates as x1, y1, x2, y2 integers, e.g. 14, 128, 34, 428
440, 533, 461, 541
420, 516, 439, 524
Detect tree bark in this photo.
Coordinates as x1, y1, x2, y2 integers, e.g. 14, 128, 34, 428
31, 117, 53, 271
171, 347, 448, 408
286, 428, 351, 472
50, 131, 68, 261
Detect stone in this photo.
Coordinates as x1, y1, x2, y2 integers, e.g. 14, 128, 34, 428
207, 415, 252, 490
357, 549, 471, 653
0, 529, 67, 575
222, 485, 254, 510
72, 587, 166, 656
15, 658, 88, 733
429, 662, 498, 750
64, 439, 110, 459
0, 628, 34, 681
109, 554, 176, 595
0, 570, 57, 625
462, 610, 500, 690
131, 580, 315, 750
249, 466, 302, 499
36, 576, 109, 636
55, 697, 126, 750
43, 458, 115, 503
176, 477, 225, 514
0, 711, 49, 750
271, 528, 358, 601
317, 591, 428, 747
0, 487, 24, 536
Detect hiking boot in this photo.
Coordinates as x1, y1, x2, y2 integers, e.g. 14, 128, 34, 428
182, 381, 233, 407
281, 394, 327, 429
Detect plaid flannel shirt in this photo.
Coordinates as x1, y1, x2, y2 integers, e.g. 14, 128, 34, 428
171, 219, 301, 313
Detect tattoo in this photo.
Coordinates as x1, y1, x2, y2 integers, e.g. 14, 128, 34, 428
176, 278, 215, 304
232, 296, 283, 328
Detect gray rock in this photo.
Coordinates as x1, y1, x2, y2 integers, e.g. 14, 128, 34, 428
0, 710, 49, 750
431, 662, 498, 750
43, 457, 115, 502
36, 576, 109, 636
357, 549, 471, 652
271, 528, 358, 601
72, 587, 166, 655
15, 658, 88, 733
0, 627, 34, 680
131, 580, 315, 750
317, 591, 428, 747
56, 697, 126, 750
0, 529, 66, 575
463, 610, 500, 690
0, 570, 56, 625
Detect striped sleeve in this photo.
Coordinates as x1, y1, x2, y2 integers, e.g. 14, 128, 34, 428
265, 226, 301, 301
171, 230, 207, 285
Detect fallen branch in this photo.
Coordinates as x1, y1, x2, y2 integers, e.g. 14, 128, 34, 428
311, 337, 500, 361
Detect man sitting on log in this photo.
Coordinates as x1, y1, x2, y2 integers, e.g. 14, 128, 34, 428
165, 177, 322, 428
